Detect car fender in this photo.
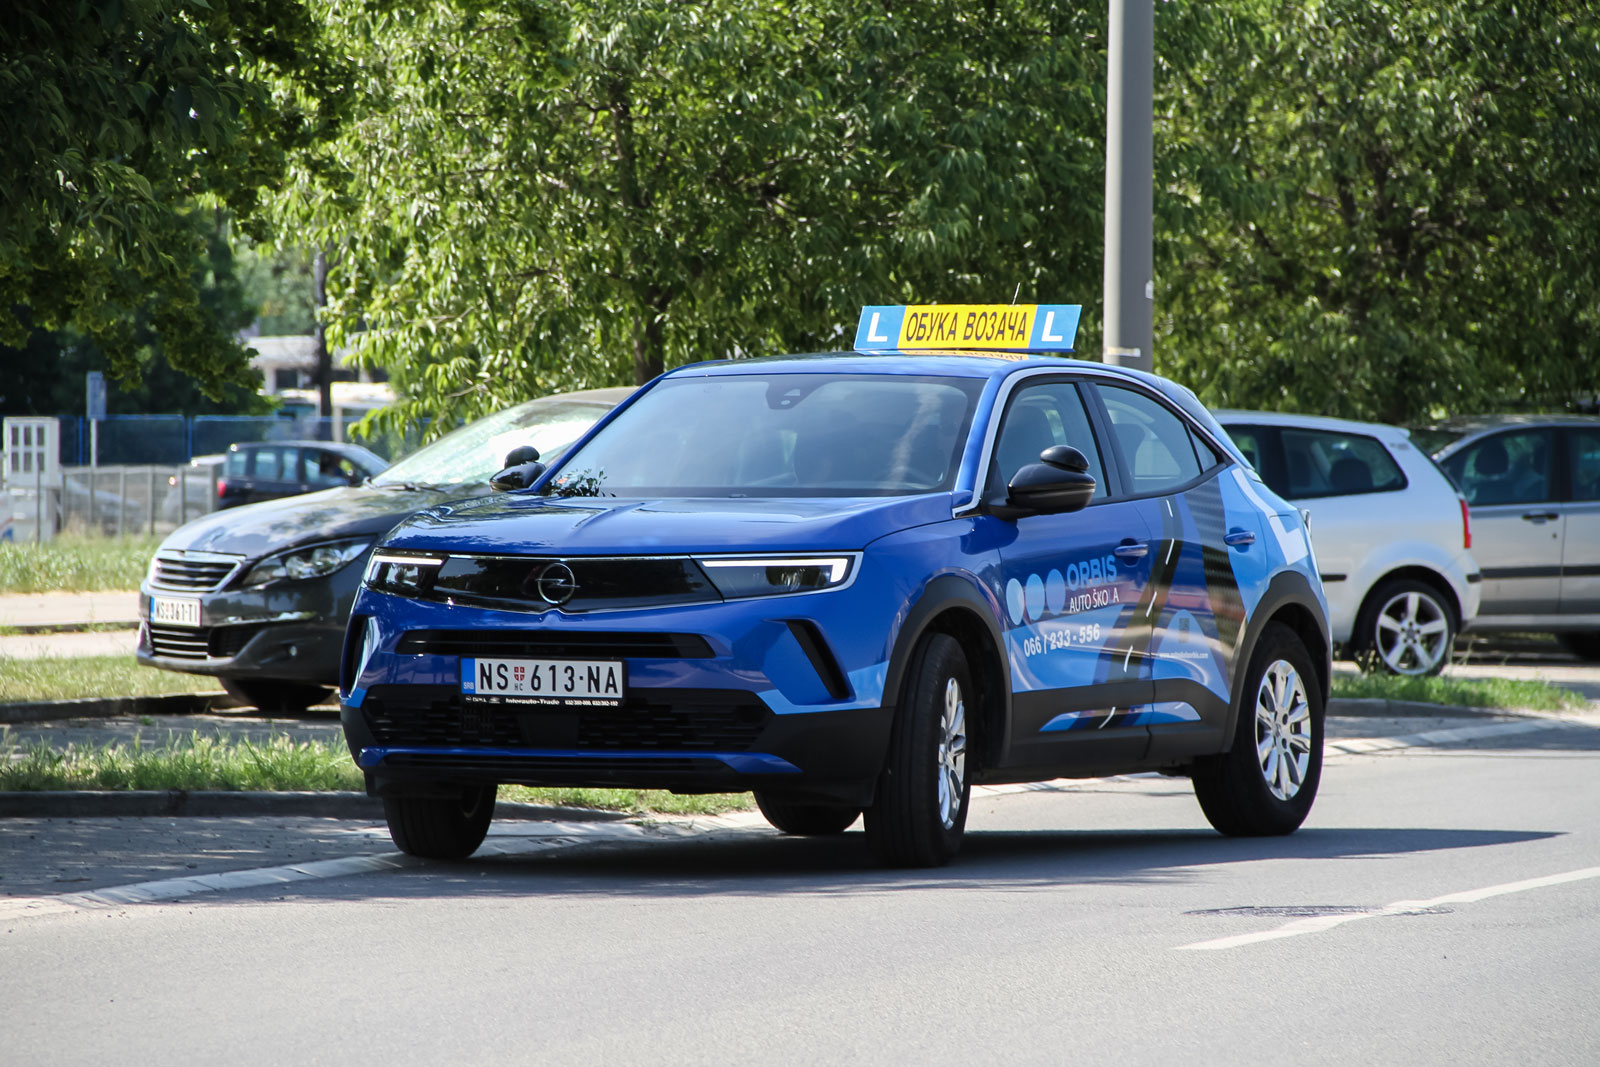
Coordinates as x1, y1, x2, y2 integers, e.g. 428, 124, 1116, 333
1222, 568, 1332, 750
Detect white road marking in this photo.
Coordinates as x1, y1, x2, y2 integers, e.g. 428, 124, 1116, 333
1178, 866, 1600, 952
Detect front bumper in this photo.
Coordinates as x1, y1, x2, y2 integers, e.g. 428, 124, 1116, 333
342, 581, 906, 802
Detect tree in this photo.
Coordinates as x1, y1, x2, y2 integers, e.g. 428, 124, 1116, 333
275, 0, 1108, 435
1154, 0, 1600, 424
0, 0, 344, 398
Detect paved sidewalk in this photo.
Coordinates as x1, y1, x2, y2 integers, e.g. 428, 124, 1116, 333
0, 629, 139, 658
0, 591, 140, 629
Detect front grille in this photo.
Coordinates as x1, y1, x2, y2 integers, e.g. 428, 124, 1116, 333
209, 625, 265, 658
395, 629, 713, 659
150, 553, 240, 592
362, 689, 768, 751
413, 555, 717, 612
149, 625, 211, 660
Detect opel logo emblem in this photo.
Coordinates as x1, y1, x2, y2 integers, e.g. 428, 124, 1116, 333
534, 561, 578, 605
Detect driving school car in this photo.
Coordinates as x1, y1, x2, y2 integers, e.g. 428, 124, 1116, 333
341, 304, 1331, 867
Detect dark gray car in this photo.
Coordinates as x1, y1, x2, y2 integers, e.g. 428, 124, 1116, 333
1413, 414, 1600, 659
137, 387, 633, 711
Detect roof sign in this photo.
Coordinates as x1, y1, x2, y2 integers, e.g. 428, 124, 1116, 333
854, 304, 1081, 354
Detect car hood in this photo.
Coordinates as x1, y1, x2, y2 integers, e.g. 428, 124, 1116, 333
159, 484, 477, 560
379, 493, 959, 556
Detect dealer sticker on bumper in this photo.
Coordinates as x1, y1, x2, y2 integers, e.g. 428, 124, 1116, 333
461, 657, 624, 706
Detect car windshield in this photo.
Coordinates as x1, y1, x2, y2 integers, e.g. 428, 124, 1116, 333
1408, 426, 1466, 457
370, 396, 617, 489
544, 373, 984, 497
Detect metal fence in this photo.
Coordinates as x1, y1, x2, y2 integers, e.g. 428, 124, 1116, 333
1, 464, 220, 543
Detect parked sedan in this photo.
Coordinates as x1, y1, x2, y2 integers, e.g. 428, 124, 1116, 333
1218, 412, 1479, 675
1412, 415, 1600, 660
217, 441, 390, 508
138, 387, 633, 712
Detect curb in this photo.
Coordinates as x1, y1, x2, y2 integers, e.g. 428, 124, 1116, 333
2, 621, 141, 635
0, 692, 237, 724
0, 789, 634, 822
1326, 697, 1562, 719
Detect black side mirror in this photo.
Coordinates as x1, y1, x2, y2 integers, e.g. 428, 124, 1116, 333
1007, 444, 1096, 515
490, 445, 545, 492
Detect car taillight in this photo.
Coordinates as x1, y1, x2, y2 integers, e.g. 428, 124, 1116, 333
216, 478, 227, 499
1459, 496, 1472, 550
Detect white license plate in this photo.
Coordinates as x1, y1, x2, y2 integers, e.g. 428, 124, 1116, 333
461, 657, 624, 706
149, 595, 201, 628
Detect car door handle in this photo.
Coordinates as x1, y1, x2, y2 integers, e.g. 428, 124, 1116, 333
1224, 528, 1256, 547
1521, 511, 1559, 523
1113, 540, 1149, 560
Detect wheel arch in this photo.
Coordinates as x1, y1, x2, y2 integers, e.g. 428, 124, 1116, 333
882, 575, 1011, 777
1349, 566, 1463, 652
1225, 571, 1331, 748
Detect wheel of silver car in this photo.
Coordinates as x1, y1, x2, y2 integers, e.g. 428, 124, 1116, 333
1365, 579, 1455, 676
864, 632, 972, 867
383, 785, 497, 860
1193, 622, 1323, 836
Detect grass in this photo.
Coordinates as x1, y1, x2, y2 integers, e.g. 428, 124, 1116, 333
0, 729, 754, 815
0, 534, 158, 594
0, 655, 219, 704
1330, 670, 1586, 712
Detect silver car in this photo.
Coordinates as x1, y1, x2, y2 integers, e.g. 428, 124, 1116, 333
1219, 412, 1480, 675
1412, 415, 1600, 661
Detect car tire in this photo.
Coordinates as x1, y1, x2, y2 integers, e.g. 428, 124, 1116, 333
382, 785, 497, 860
1557, 632, 1600, 662
1358, 579, 1455, 676
1192, 622, 1323, 837
220, 678, 334, 714
753, 792, 861, 836
864, 632, 972, 867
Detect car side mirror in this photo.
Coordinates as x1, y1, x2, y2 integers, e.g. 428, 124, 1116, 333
490, 445, 544, 492
1006, 444, 1096, 515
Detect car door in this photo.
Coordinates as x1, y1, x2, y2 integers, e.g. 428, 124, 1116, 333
1093, 383, 1248, 758
974, 377, 1156, 772
1562, 425, 1600, 616
1440, 428, 1562, 618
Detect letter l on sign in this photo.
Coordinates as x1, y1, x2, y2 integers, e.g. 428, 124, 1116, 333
867, 313, 889, 344
1041, 312, 1063, 343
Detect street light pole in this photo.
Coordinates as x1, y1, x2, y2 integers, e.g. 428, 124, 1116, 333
1103, 0, 1154, 372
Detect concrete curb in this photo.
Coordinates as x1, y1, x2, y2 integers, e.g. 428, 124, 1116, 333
0, 789, 634, 822
1325, 697, 1561, 719
0, 692, 241, 724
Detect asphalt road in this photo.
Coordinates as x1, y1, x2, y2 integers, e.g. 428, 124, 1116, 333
4, 711, 1598, 1066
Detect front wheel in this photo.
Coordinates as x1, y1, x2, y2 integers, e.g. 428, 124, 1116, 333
754, 793, 861, 836
1557, 632, 1600, 662
1193, 623, 1323, 836
383, 785, 497, 859
1359, 579, 1455, 676
220, 678, 334, 714
864, 633, 972, 867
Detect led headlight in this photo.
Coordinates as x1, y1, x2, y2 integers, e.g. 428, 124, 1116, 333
363, 551, 445, 596
698, 555, 856, 599
240, 539, 371, 588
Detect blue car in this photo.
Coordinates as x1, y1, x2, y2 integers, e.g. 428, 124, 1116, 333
341, 304, 1330, 867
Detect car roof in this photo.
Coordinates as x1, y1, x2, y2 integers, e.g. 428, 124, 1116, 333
1421, 413, 1600, 433
1213, 409, 1412, 440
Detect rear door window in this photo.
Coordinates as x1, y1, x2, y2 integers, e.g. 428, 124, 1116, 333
1441, 429, 1555, 506
1279, 429, 1407, 499
1095, 385, 1206, 495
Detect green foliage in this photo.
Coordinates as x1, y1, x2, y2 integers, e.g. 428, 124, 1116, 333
1156, 0, 1600, 423
1329, 669, 1585, 712
0, 538, 160, 595
0, 733, 364, 792
0, 0, 345, 399
277, 0, 1107, 434
0, 654, 217, 704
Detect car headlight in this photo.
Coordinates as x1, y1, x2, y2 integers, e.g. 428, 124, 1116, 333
697, 555, 856, 599
364, 551, 445, 596
240, 539, 372, 588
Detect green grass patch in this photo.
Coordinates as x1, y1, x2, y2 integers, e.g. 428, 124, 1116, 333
0, 655, 218, 704
1331, 671, 1585, 712
0, 535, 158, 594
0, 730, 754, 815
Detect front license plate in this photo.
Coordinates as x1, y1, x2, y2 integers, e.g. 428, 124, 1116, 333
149, 595, 201, 628
461, 657, 625, 706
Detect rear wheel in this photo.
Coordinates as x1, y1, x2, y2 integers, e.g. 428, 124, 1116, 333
1557, 632, 1600, 662
383, 785, 497, 859
1358, 579, 1455, 676
864, 633, 972, 867
754, 793, 861, 836
1193, 623, 1323, 836
220, 678, 334, 714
